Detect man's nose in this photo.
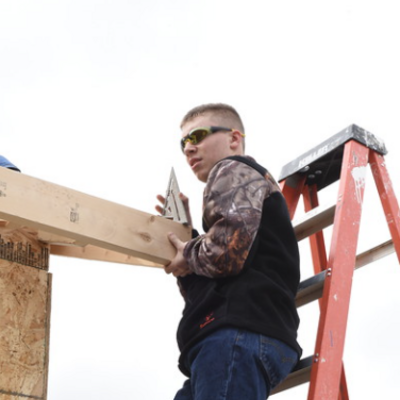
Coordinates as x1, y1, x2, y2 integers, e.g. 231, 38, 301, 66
184, 142, 197, 156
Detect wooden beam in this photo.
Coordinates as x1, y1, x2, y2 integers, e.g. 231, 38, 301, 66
0, 168, 191, 266
50, 244, 163, 268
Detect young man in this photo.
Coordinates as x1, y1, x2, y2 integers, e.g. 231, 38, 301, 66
161, 103, 302, 400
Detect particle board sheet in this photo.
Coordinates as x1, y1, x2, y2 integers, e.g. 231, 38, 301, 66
0, 228, 51, 400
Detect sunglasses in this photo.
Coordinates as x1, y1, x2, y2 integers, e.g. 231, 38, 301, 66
180, 126, 234, 152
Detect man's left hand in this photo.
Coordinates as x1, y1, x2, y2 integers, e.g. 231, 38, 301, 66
165, 232, 192, 277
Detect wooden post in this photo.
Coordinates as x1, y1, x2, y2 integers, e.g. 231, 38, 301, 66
0, 227, 51, 400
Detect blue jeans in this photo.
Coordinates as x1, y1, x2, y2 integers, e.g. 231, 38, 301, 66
174, 328, 298, 400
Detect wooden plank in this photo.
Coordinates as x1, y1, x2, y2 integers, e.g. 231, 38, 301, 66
50, 244, 162, 268
0, 229, 51, 400
0, 168, 191, 266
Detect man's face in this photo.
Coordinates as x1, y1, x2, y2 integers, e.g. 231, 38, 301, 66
181, 113, 236, 182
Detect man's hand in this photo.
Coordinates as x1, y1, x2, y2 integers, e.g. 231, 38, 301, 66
155, 194, 166, 215
165, 232, 192, 277
155, 192, 193, 228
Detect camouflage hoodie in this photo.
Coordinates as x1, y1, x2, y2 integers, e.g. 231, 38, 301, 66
177, 156, 302, 376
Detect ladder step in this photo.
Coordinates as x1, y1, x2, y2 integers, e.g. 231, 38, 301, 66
296, 271, 326, 308
293, 204, 335, 241
295, 239, 395, 308
278, 124, 387, 190
271, 356, 313, 395
355, 239, 394, 269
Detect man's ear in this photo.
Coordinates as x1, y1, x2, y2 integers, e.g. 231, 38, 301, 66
230, 130, 244, 152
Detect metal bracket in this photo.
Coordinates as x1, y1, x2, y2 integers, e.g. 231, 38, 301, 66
162, 168, 189, 225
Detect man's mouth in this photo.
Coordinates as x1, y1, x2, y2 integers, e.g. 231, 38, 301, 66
189, 157, 201, 169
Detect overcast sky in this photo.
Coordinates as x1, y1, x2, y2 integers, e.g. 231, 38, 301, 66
1, 1, 400, 399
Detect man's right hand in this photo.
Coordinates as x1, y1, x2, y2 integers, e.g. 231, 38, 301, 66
155, 194, 166, 215
155, 192, 193, 228
164, 232, 192, 277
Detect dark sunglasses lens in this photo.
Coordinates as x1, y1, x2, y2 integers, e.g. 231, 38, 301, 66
191, 128, 209, 144
181, 128, 211, 151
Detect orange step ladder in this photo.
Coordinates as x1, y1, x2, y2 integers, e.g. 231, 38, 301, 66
270, 125, 400, 398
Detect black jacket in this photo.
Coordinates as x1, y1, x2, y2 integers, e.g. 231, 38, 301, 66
177, 156, 302, 376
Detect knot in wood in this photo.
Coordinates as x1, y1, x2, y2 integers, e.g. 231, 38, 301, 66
139, 232, 152, 243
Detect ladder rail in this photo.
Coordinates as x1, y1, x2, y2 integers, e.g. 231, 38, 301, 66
369, 151, 400, 263
275, 131, 400, 399
308, 140, 369, 399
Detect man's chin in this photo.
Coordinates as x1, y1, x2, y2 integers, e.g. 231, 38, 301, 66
194, 170, 207, 183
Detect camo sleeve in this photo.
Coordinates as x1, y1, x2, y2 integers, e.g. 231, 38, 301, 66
183, 158, 279, 278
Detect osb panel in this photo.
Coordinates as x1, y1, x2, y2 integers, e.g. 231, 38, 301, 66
0, 227, 49, 271
0, 260, 51, 399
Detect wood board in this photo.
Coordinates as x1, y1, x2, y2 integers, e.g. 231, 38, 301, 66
0, 168, 191, 267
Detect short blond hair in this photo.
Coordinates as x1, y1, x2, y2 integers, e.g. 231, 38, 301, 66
180, 103, 245, 134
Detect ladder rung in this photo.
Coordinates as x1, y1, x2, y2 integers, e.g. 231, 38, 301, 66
355, 239, 394, 269
271, 356, 313, 395
295, 239, 395, 309
293, 204, 395, 265
296, 271, 326, 308
293, 204, 336, 241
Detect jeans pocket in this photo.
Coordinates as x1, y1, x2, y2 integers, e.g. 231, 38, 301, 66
258, 336, 297, 390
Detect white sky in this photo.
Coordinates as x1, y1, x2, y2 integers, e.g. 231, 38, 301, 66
1, 0, 400, 399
